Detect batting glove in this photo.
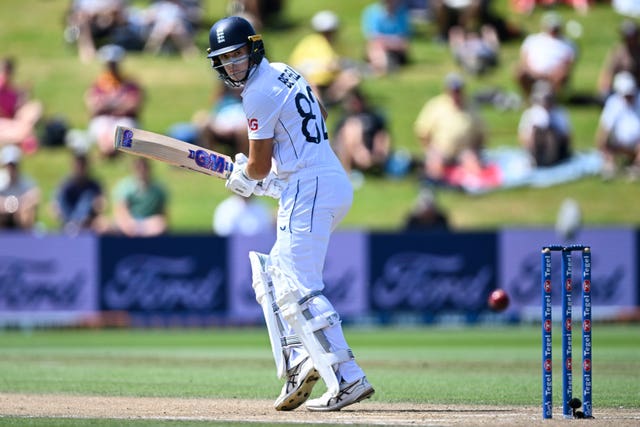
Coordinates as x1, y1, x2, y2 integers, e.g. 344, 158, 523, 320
254, 171, 284, 199
226, 154, 258, 197
234, 153, 248, 166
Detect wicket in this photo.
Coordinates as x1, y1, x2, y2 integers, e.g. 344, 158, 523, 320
541, 244, 592, 419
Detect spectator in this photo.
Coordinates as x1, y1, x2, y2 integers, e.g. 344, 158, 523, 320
612, 0, 640, 18
179, 0, 205, 31
332, 88, 392, 175
515, 12, 576, 97
511, 0, 589, 16
196, 84, 250, 155
0, 57, 43, 154
431, 0, 484, 41
141, 0, 198, 58
85, 44, 144, 159
407, 0, 430, 24
361, 0, 412, 76
595, 71, 640, 180
167, 82, 248, 155
212, 193, 273, 236
226, 0, 284, 31
477, 0, 525, 43
289, 10, 361, 106
432, 1, 522, 43
448, 24, 500, 75
51, 151, 109, 234
64, 0, 128, 63
403, 188, 449, 231
598, 20, 640, 102
518, 80, 572, 167
112, 157, 168, 237
0, 145, 40, 230
413, 73, 485, 182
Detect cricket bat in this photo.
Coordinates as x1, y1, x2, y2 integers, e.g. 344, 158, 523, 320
114, 126, 234, 179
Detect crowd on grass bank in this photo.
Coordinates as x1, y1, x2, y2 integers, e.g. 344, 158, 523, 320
2, 0, 640, 236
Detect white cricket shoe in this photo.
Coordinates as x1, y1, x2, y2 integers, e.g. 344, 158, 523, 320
305, 376, 375, 412
274, 357, 320, 411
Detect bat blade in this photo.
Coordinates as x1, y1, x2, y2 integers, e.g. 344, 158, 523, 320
114, 126, 234, 179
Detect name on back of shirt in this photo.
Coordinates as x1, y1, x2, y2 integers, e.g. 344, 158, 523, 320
278, 67, 301, 88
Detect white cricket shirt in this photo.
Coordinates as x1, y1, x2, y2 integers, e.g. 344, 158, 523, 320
241, 59, 345, 181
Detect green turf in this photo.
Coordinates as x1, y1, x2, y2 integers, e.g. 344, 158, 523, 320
1, 325, 639, 408
0, 1, 638, 232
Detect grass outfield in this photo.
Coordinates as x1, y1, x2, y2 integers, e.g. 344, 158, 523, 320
1, 325, 639, 425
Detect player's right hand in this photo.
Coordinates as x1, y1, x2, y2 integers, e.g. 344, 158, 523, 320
234, 153, 248, 166
254, 171, 284, 199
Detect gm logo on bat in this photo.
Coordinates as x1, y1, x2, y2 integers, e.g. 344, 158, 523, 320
121, 129, 134, 148
188, 149, 232, 174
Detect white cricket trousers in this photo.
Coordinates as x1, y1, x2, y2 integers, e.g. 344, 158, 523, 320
270, 170, 365, 383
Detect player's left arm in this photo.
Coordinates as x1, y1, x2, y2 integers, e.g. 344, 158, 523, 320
241, 89, 278, 180
226, 87, 282, 197
225, 137, 274, 197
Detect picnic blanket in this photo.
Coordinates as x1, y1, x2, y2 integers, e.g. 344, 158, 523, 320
438, 147, 604, 194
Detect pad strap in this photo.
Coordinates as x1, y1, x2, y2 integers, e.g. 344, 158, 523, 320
300, 293, 354, 370
280, 335, 301, 348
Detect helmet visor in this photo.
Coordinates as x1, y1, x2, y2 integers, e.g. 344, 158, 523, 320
207, 41, 247, 59
215, 53, 251, 68
211, 52, 251, 83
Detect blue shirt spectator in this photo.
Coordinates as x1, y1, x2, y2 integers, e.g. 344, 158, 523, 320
361, 0, 412, 76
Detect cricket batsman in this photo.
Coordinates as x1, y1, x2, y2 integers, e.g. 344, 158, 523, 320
206, 16, 375, 411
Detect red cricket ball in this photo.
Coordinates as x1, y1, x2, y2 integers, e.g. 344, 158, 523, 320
488, 288, 510, 312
